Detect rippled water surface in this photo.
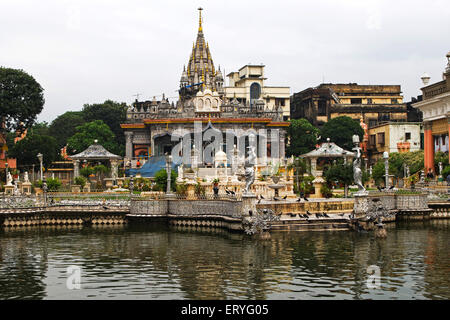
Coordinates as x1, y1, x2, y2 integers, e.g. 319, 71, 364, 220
0, 220, 449, 299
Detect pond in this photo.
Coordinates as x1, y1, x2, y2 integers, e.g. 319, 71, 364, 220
0, 220, 448, 299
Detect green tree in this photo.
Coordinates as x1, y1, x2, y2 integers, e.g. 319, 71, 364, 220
0, 67, 45, 133
372, 160, 386, 186
49, 111, 85, 148
8, 133, 58, 168
324, 162, 353, 197
320, 116, 364, 151
67, 120, 120, 155
286, 118, 319, 156
154, 168, 177, 192
82, 100, 127, 155
29, 122, 50, 136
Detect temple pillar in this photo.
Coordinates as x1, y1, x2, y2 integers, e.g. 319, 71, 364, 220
310, 157, 317, 176
73, 160, 80, 178
125, 131, 134, 160
279, 130, 286, 160
424, 122, 434, 173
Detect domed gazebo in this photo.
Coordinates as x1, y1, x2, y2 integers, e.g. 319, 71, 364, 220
71, 140, 122, 184
300, 138, 354, 176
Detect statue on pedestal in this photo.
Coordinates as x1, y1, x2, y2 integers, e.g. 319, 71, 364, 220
352, 135, 366, 194
6, 172, 13, 186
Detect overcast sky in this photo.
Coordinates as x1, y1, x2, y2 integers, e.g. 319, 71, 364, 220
1, 0, 449, 123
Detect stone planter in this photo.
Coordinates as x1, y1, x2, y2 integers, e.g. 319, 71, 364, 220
271, 175, 281, 184
83, 183, 91, 192
71, 185, 81, 193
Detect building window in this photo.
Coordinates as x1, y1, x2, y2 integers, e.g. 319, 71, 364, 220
377, 132, 385, 145
367, 98, 372, 104
351, 98, 362, 104
391, 98, 398, 104
405, 132, 411, 140
275, 98, 285, 107
250, 82, 261, 102
369, 134, 376, 146
318, 100, 327, 116
369, 119, 378, 127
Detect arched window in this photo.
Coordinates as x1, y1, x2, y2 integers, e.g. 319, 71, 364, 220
250, 82, 261, 103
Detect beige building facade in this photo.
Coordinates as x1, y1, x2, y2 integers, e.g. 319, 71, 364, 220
367, 122, 423, 163
225, 65, 291, 121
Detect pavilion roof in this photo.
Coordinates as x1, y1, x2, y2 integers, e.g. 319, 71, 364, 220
70, 143, 121, 160
300, 140, 354, 158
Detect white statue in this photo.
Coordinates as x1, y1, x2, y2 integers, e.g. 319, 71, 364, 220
353, 147, 366, 193
6, 172, 13, 186
178, 164, 184, 180
24, 172, 29, 182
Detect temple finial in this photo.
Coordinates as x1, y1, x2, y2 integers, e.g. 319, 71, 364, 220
198, 7, 203, 32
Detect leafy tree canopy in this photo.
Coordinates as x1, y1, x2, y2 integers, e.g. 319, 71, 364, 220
82, 100, 127, 154
372, 151, 424, 185
320, 116, 364, 151
0, 67, 44, 133
49, 111, 85, 148
324, 163, 354, 186
8, 133, 58, 168
67, 120, 120, 155
286, 118, 319, 157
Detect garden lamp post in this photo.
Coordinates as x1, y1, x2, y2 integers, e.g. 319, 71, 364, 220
383, 151, 389, 190
37, 153, 43, 181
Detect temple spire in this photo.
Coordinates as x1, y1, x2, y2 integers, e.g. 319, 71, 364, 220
198, 7, 203, 32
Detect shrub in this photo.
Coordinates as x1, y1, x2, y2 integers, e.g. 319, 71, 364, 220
34, 180, 43, 188
176, 182, 188, 196
194, 182, 206, 195
80, 166, 95, 178
154, 169, 177, 192
74, 176, 87, 187
46, 178, 62, 191
320, 184, 333, 198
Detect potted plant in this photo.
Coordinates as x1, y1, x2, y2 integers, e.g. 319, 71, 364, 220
409, 175, 418, 189
212, 178, 220, 196
34, 180, 43, 194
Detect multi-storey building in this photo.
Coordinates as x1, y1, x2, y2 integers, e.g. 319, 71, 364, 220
290, 83, 407, 128
367, 122, 423, 163
413, 52, 450, 173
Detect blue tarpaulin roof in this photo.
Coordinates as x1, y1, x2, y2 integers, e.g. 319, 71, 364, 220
125, 155, 180, 177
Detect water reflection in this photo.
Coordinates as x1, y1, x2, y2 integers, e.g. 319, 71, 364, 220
0, 221, 448, 300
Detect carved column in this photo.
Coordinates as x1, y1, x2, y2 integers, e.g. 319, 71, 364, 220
423, 122, 434, 172
125, 131, 134, 160
73, 160, 80, 178
279, 129, 286, 160
310, 157, 317, 176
